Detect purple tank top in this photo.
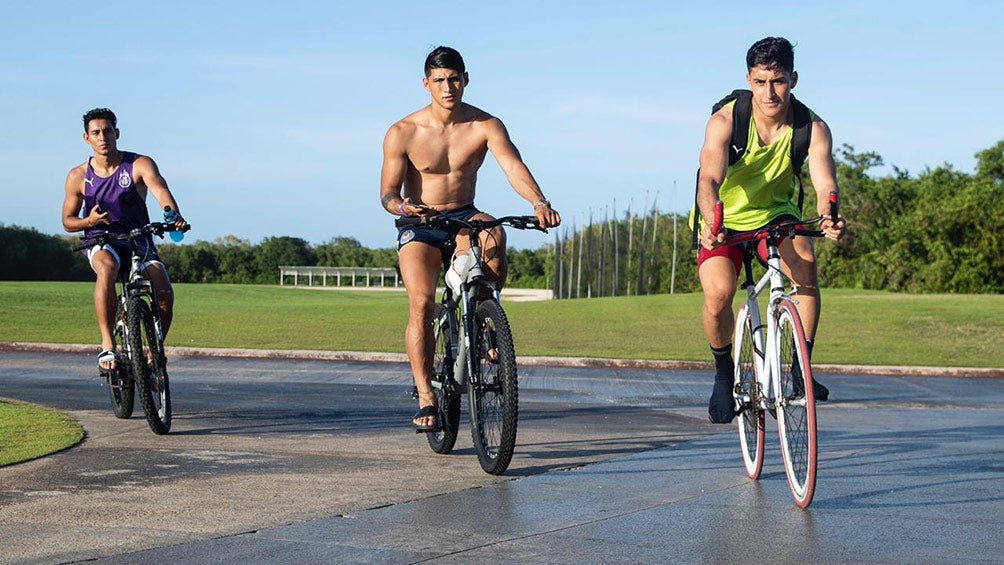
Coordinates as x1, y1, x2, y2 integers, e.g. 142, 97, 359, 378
82, 152, 151, 240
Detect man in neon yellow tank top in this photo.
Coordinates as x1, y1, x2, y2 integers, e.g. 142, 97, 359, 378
696, 37, 847, 423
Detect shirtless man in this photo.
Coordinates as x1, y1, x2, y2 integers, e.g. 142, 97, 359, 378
380, 46, 561, 431
62, 107, 188, 373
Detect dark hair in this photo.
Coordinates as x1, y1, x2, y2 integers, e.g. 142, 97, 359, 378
83, 108, 117, 131
424, 46, 465, 76
746, 37, 795, 73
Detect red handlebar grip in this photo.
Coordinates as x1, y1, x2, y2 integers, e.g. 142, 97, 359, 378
711, 200, 724, 236
829, 191, 839, 221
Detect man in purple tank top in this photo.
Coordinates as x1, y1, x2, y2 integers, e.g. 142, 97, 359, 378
61, 108, 188, 373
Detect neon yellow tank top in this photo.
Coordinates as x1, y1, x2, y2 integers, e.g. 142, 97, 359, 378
691, 105, 803, 234
718, 111, 800, 231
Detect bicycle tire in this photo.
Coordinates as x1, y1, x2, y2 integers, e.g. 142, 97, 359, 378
774, 299, 817, 507
467, 299, 518, 475
129, 299, 172, 435
108, 302, 135, 419
428, 303, 461, 454
734, 305, 764, 480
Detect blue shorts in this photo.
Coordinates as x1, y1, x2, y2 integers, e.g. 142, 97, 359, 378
396, 204, 482, 251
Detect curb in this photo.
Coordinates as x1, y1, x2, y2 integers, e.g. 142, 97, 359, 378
1, 342, 1001, 379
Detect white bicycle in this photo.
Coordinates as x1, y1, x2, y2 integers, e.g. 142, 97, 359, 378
714, 193, 838, 507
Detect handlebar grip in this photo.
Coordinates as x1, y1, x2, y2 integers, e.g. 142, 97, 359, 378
395, 216, 426, 228
711, 200, 724, 236
829, 191, 839, 222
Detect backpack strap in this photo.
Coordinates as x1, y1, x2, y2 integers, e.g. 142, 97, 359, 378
725, 90, 753, 167
789, 94, 813, 212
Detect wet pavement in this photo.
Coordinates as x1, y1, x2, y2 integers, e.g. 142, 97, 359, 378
1, 351, 1002, 563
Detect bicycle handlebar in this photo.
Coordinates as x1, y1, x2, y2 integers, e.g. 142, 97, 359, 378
73, 222, 192, 252
711, 191, 839, 246
395, 214, 547, 233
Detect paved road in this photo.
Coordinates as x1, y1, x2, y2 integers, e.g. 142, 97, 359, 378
1, 351, 1002, 563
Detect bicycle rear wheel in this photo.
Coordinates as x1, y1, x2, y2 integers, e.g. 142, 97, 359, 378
775, 299, 817, 507
108, 302, 135, 419
428, 303, 461, 454
734, 305, 764, 480
467, 299, 518, 475
129, 299, 172, 435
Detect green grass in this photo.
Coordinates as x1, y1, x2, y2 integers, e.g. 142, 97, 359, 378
0, 398, 84, 466
1, 282, 1002, 368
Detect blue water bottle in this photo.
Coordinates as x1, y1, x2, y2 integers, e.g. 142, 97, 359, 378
163, 206, 185, 242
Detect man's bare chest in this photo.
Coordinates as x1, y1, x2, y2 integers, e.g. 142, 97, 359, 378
407, 130, 488, 174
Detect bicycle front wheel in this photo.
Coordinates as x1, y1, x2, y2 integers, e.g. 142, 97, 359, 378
129, 299, 172, 435
775, 299, 817, 507
428, 303, 461, 454
108, 302, 135, 419
467, 299, 518, 475
734, 304, 764, 480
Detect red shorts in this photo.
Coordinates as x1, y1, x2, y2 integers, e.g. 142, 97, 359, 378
697, 242, 746, 277
696, 215, 798, 276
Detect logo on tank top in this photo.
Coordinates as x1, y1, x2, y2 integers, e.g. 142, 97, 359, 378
118, 169, 132, 188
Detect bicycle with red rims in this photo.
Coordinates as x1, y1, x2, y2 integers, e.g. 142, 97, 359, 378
75, 221, 190, 435
396, 214, 546, 475
713, 192, 838, 508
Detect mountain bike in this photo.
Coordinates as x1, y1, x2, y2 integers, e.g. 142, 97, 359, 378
713, 193, 838, 507
75, 221, 189, 435
396, 214, 546, 475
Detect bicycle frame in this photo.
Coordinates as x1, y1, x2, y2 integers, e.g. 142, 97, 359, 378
736, 235, 796, 413
444, 237, 501, 390
119, 243, 164, 343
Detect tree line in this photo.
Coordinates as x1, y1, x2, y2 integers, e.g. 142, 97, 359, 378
3, 141, 1002, 293
547, 142, 1004, 296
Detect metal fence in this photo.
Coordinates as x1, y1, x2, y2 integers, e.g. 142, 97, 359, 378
279, 266, 400, 287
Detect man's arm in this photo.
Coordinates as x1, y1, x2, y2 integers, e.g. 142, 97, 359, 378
380, 123, 431, 217
806, 119, 846, 241
134, 155, 187, 229
696, 108, 732, 249
484, 118, 560, 228
61, 165, 107, 232
380, 124, 408, 215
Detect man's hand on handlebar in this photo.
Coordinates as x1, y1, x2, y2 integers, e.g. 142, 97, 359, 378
700, 199, 727, 250
168, 216, 189, 232
533, 203, 561, 229
700, 224, 727, 251
819, 215, 846, 242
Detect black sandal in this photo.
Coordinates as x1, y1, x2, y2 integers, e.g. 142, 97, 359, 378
412, 405, 440, 433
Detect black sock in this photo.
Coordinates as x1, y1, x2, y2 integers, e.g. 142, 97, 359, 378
711, 344, 733, 382
806, 339, 814, 360
709, 344, 736, 423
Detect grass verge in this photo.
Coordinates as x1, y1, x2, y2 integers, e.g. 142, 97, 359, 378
0, 398, 84, 467
0, 282, 1001, 367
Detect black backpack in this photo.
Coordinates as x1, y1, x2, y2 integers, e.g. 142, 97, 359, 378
691, 89, 813, 248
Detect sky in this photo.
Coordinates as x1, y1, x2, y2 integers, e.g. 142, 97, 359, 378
3, 1, 1002, 251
